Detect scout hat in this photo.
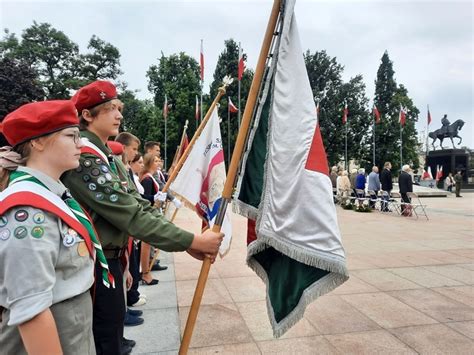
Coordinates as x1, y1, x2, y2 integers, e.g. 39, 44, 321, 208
72, 80, 117, 113
2, 100, 79, 147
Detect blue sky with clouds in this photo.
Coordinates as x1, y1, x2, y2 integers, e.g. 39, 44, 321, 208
1, 0, 472, 148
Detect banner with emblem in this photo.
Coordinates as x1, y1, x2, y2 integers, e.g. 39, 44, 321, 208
170, 107, 232, 257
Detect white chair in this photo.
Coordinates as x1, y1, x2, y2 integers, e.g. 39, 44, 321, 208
367, 190, 380, 210
380, 190, 400, 214
407, 192, 429, 220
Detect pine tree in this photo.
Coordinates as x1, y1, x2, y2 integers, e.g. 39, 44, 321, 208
372, 51, 419, 173
209, 39, 253, 168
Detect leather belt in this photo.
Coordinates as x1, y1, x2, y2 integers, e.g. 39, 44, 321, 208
103, 248, 126, 259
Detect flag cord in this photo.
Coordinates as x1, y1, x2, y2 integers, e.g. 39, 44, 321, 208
178, 0, 282, 353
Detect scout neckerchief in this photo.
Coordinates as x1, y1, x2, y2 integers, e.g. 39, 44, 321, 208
8, 170, 115, 288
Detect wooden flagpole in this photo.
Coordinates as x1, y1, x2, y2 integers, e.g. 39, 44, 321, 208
178, 0, 282, 353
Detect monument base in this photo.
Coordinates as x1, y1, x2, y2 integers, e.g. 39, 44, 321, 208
426, 149, 471, 188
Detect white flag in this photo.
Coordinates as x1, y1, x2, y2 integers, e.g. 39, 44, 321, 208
171, 107, 232, 256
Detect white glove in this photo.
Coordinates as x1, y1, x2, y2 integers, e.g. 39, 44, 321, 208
154, 191, 167, 202
172, 198, 182, 209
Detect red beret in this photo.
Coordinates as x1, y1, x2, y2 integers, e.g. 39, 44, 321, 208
72, 80, 117, 113
108, 141, 124, 155
2, 100, 79, 147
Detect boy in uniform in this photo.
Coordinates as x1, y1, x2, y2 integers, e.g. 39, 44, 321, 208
62, 80, 222, 355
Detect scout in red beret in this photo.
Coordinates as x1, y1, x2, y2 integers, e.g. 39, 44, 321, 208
0, 99, 96, 354
72, 80, 123, 142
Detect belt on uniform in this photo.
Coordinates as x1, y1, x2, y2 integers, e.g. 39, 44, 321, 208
103, 248, 126, 259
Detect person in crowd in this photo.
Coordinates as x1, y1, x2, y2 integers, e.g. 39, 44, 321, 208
330, 166, 338, 190
454, 170, 463, 197
367, 166, 381, 208
349, 168, 358, 195
139, 153, 165, 285
445, 172, 455, 192
62, 80, 223, 355
398, 165, 413, 216
337, 170, 351, 204
0, 101, 96, 354
380, 161, 393, 212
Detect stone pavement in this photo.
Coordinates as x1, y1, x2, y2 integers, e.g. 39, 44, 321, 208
126, 192, 474, 354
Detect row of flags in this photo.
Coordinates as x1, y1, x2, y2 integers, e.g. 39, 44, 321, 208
340, 103, 433, 127
422, 165, 443, 181
167, 40, 246, 121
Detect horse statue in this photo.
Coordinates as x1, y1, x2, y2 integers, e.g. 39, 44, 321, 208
428, 119, 464, 150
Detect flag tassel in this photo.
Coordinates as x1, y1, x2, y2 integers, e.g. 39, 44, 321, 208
178, 0, 282, 353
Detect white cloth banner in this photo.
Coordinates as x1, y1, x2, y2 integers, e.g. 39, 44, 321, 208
170, 107, 232, 256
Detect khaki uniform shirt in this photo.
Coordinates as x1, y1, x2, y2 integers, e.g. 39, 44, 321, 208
62, 131, 194, 251
0, 167, 95, 354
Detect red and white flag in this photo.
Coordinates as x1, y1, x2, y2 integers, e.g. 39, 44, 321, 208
373, 104, 381, 124
200, 39, 204, 82
427, 107, 432, 125
195, 95, 199, 121
163, 94, 169, 120
399, 106, 407, 126
435, 165, 443, 182
228, 97, 238, 113
238, 44, 245, 81
342, 103, 348, 124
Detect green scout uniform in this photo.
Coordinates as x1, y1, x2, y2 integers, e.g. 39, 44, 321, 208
0, 167, 95, 355
61, 130, 194, 251
454, 172, 462, 197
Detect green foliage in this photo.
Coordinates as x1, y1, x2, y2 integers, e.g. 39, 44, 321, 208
209, 39, 253, 167
371, 51, 419, 173
304, 50, 371, 167
0, 22, 122, 99
147, 52, 201, 169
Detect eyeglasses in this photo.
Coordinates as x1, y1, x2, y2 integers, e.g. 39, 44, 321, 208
63, 131, 82, 145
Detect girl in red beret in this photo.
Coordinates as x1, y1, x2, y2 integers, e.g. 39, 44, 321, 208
0, 100, 106, 354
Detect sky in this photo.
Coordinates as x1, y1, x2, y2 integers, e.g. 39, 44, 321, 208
1, 0, 472, 148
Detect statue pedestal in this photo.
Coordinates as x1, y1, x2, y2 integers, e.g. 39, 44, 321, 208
426, 149, 470, 185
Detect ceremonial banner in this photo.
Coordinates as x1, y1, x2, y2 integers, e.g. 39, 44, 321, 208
233, 0, 348, 337
170, 107, 232, 256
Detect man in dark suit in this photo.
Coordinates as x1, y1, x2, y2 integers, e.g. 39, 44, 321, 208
398, 164, 413, 216
380, 162, 393, 211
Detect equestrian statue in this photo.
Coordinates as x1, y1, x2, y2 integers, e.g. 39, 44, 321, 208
428, 114, 464, 150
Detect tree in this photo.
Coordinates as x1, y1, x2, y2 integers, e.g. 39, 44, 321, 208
304, 50, 371, 167
147, 52, 201, 168
372, 51, 419, 172
0, 23, 122, 99
0, 57, 43, 121
209, 39, 253, 167
119, 89, 161, 145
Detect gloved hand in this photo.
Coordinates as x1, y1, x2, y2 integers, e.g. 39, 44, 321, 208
154, 191, 167, 202
172, 198, 182, 209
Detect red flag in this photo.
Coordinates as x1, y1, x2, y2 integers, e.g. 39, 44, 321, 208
163, 94, 169, 120
435, 165, 443, 182
238, 45, 245, 81
399, 106, 406, 126
195, 95, 199, 121
228, 97, 238, 113
200, 40, 204, 82
342, 103, 348, 124
373, 104, 381, 124
427, 107, 432, 125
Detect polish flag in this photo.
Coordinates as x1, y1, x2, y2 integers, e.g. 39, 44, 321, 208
435, 165, 443, 182
373, 104, 381, 124
342, 103, 348, 124
399, 106, 407, 126
228, 97, 238, 113
238, 45, 245, 81
200, 40, 204, 82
